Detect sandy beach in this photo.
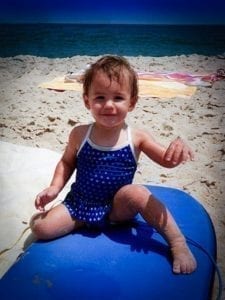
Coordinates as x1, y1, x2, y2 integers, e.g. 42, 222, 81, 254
0, 54, 224, 297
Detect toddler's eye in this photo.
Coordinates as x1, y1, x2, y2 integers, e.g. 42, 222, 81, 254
95, 96, 105, 101
114, 96, 124, 101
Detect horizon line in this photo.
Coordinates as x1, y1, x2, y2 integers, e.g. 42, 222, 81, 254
1, 21, 225, 26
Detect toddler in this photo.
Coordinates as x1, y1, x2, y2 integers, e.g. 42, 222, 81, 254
30, 55, 197, 274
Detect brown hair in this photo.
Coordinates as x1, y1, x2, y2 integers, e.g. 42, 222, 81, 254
83, 55, 138, 102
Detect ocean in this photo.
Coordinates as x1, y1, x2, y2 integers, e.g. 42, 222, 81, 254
1, 23, 225, 58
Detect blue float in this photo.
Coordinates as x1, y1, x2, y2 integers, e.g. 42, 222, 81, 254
0, 185, 217, 300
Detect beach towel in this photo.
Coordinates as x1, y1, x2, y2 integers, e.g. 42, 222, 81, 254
39, 76, 197, 99
63, 68, 225, 87
138, 80, 196, 98
0, 141, 72, 278
137, 68, 225, 86
39, 68, 225, 98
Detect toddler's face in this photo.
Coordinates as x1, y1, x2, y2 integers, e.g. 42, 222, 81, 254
83, 70, 135, 128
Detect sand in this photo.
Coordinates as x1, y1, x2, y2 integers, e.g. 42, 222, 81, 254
0, 54, 224, 297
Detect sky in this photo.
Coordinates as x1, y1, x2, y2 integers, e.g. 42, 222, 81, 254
0, 0, 225, 25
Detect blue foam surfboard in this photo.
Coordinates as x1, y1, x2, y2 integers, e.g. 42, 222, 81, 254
0, 185, 216, 300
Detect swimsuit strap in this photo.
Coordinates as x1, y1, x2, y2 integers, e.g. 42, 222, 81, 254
77, 123, 137, 162
77, 123, 93, 156
127, 126, 132, 144
127, 126, 137, 163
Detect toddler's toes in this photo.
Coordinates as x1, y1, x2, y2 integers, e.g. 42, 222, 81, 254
171, 243, 197, 274
172, 260, 181, 274
173, 256, 196, 274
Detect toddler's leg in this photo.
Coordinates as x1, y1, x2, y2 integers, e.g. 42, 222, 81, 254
30, 204, 85, 240
109, 185, 197, 274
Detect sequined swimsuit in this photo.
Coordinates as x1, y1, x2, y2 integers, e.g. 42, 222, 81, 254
63, 124, 137, 225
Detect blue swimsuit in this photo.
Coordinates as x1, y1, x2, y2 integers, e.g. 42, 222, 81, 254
63, 124, 137, 225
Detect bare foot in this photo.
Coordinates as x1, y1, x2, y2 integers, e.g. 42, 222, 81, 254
171, 238, 197, 274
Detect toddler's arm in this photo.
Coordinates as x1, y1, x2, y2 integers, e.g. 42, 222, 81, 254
34, 127, 79, 211
137, 130, 194, 168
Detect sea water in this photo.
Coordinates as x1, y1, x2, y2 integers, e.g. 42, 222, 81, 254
0, 23, 225, 58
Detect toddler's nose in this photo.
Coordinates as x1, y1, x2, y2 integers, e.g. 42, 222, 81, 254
104, 99, 114, 109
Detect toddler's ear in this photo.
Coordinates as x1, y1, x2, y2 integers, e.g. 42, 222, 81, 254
128, 97, 137, 111
83, 95, 90, 109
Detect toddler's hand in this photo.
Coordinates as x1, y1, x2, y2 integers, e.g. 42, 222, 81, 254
35, 186, 60, 211
164, 137, 194, 166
